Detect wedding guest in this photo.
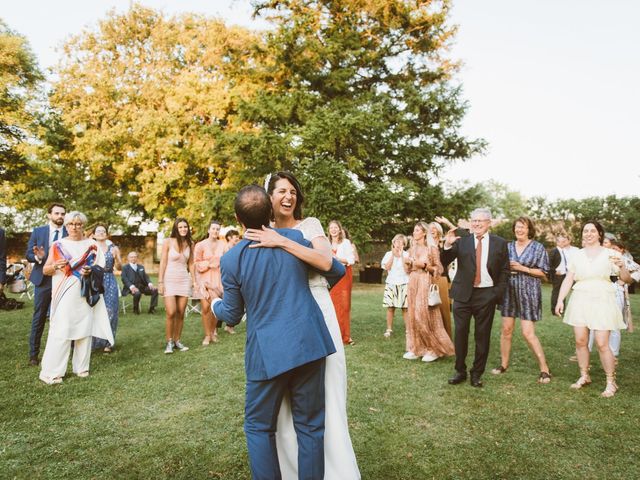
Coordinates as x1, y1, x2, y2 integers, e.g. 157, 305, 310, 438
548, 233, 579, 316
328, 220, 356, 345
121, 251, 158, 314
91, 224, 122, 353
428, 221, 452, 338
381, 234, 409, 339
25, 203, 67, 365
492, 217, 551, 383
194, 219, 225, 345
158, 218, 195, 354
442, 208, 510, 388
555, 221, 630, 398
224, 228, 240, 252
38, 211, 113, 384
403, 222, 454, 362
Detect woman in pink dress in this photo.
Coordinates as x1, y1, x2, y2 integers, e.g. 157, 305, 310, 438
158, 218, 195, 354
194, 219, 225, 345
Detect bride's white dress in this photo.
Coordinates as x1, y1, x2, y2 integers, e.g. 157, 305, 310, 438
276, 218, 360, 479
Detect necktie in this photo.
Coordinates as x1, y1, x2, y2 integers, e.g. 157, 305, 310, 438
53, 229, 59, 243
474, 235, 484, 287
560, 249, 568, 274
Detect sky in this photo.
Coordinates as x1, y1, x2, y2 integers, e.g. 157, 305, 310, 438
2, 0, 638, 200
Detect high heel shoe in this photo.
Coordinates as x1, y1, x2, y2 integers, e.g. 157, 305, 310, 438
601, 372, 618, 398
570, 371, 592, 389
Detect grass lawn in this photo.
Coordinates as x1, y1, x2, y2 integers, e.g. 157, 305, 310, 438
1, 283, 639, 479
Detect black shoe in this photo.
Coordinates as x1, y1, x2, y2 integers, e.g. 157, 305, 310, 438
133, 308, 140, 315
448, 372, 467, 385
148, 308, 156, 314
29, 356, 39, 366
470, 376, 483, 388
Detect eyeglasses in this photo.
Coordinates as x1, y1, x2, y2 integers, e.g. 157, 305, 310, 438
67, 223, 84, 228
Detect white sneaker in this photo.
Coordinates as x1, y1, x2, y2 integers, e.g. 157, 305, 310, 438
164, 340, 174, 354
174, 340, 189, 352
403, 352, 419, 360
422, 354, 439, 362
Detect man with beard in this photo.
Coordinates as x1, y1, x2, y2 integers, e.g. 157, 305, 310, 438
25, 203, 67, 365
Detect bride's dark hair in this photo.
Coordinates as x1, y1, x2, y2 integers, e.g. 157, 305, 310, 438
266, 171, 305, 220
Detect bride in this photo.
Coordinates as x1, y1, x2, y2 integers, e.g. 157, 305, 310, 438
244, 171, 360, 479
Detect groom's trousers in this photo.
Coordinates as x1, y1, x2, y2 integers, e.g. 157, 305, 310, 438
244, 358, 326, 480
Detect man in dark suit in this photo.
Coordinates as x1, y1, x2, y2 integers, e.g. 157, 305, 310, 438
0, 227, 7, 295
121, 251, 158, 314
25, 203, 67, 365
211, 185, 339, 480
441, 208, 510, 388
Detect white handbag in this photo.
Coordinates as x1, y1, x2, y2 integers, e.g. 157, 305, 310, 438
428, 283, 441, 306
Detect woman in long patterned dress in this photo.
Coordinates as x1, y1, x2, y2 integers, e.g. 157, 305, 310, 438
403, 222, 454, 362
328, 219, 356, 345
492, 217, 551, 383
556, 221, 631, 397
193, 219, 225, 345
39, 211, 113, 384
428, 221, 452, 339
91, 224, 122, 353
244, 171, 360, 480
158, 218, 195, 354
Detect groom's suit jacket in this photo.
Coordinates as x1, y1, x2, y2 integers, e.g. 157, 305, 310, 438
213, 228, 337, 381
441, 233, 510, 304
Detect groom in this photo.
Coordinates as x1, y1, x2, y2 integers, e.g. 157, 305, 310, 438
210, 185, 339, 480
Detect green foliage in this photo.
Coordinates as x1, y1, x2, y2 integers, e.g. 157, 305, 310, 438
0, 19, 43, 201
229, 0, 485, 244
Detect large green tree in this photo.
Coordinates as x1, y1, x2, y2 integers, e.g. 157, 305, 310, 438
222, 0, 485, 242
0, 19, 43, 216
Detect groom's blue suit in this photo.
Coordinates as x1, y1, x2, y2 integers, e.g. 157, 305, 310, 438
213, 228, 338, 480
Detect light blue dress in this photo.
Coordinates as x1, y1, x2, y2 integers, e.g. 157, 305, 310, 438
92, 243, 119, 349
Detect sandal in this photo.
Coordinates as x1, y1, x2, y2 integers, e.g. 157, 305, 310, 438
601, 372, 618, 398
491, 365, 508, 375
538, 371, 552, 384
211, 334, 219, 343
570, 373, 592, 389
383, 329, 392, 338
103, 346, 112, 353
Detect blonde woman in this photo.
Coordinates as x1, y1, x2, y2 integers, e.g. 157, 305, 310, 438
381, 234, 409, 338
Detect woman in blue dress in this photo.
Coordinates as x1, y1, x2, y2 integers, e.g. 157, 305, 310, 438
492, 216, 551, 383
91, 224, 122, 353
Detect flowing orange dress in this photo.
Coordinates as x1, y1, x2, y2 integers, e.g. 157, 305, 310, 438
330, 240, 355, 344
406, 245, 454, 357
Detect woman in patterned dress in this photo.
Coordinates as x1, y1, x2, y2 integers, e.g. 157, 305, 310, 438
193, 219, 225, 345
244, 171, 360, 480
158, 218, 195, 354
403, 222, 454, 362
428, 221, 452, 339
492, 217, 551, 383
91, 224, 122, 353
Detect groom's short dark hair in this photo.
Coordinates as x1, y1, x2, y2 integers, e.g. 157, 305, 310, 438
234, 185, 272, 230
